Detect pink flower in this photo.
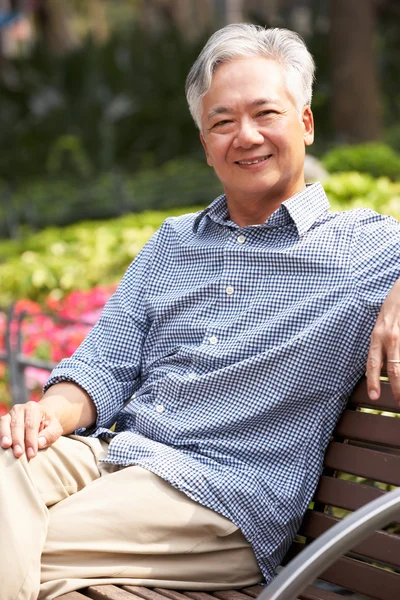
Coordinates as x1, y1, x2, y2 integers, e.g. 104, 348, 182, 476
24, 367, 51, 390
3, 284, 118, 407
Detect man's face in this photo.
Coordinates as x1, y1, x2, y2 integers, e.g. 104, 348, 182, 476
200, 56, 314, 214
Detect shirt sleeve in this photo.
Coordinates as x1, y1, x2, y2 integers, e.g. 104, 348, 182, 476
350, 210, 400, 316
43, 231, 157, 428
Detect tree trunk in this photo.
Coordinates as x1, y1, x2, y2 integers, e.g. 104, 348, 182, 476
225, 0, 245, 23
139, 0, 212, 41
87, 0, 108, 44
329, 0, 382, 143
35, 0, 79, 55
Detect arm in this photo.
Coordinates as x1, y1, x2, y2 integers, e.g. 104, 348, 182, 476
349, 212, 400, 404
367, 278, 400, 403
1, 231, 159, 459
0, 381, 97, 459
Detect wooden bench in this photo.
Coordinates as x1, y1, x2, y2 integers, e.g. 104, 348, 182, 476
51, 378, 400, 600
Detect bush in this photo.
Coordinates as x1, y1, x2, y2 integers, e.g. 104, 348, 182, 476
0, 158, 221, 238
0, 206, 204, 306
324, 172, 400, 217
322, 143, 400, 180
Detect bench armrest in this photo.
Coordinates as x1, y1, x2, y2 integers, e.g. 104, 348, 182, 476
258, 486, 400, 600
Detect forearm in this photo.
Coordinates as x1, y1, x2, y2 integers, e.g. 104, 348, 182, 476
40, 382, 97, 434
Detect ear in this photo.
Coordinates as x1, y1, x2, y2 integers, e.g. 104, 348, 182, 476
200, 132, 213, 167
302, 106, 314, 147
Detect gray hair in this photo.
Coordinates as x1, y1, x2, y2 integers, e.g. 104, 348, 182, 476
185, 23, 315, 130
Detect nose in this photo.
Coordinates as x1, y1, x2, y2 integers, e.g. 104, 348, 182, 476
233, 120, 264, 149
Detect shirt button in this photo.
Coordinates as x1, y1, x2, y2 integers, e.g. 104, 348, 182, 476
188, 373, 196, 379
237, 235, 245, 244
156, 404, 165, 413
225, 285, 234, 296
209, 335, 218, 345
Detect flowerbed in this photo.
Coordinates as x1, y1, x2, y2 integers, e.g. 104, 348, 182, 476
0, 284, 117, 410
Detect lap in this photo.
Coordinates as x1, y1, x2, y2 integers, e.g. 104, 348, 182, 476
45, 464, 239, 551
13, 434, 109, 506
40, 465, 262, 595
1, 436, 262, 598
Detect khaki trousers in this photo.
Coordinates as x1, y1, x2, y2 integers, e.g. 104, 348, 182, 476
0, 435, 262, 600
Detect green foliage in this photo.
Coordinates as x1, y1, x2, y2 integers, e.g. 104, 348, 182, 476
322, 143, 400, 180
0, 158, 221, 237
0, 206, 204, 307
1, 7, 400, 188
0, 25, 208, 185
46, 135, 93, 178
324, 172, 400, 218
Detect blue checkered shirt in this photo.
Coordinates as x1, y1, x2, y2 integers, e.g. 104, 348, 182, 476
46, 183, 400, 583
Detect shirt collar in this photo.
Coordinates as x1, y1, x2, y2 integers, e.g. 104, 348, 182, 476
193, 182, 330, 237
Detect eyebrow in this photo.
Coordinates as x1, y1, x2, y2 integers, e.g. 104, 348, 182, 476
206, 98, 278, 121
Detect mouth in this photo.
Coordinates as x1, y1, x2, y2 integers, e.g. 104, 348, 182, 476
235, 154, 272, 166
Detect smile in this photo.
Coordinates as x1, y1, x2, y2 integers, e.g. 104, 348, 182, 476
236, 154, 272, 165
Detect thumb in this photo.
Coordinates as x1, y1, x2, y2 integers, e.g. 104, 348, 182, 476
37, 419, 63, 449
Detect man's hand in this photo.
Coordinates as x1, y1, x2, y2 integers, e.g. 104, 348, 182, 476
367, 279, 400, 403
0, 382, 97, 459
0, 401, 63, 459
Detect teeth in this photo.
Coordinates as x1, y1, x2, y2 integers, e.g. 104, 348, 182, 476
238, 156, 269, 165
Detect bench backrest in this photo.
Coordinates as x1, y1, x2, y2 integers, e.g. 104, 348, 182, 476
285, 378, 400, 599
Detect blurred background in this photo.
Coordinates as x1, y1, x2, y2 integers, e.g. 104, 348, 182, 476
0, 0, 400, 408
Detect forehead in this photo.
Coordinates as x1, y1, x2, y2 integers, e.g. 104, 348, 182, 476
202, 56, 290, 116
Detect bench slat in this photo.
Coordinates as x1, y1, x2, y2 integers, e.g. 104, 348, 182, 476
122, 587, 183, 600
182, 592, 217, 600
313, 475, 386, 511
297, 585, 345, 600
349, 380, 400, 412
152, 589, 198, 600
83, 584, 347, 600
324, 442, 400, 485
58, 593, 89, 600
213, 591, 252, 600
335, 409, 400, 447
86, 584, 140, 599
320, 555, 400, 600
299, 510, 400, 567
238, 586, 264, 598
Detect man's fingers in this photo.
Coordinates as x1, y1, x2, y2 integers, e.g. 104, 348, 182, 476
37, 420, 63, 450
386, 356, 400, 404
0, 413, 12, 448
0, 402, 61, 459
23, 403, 42, 459
366, 336, 383, 400
9, 405, 27, 457
384, 323, 400, 404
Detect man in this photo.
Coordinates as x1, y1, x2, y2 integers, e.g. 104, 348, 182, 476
1, 23, 400, 600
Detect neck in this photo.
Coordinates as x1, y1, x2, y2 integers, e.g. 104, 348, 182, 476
225, 183, 306, 227
227, 199, 281, 227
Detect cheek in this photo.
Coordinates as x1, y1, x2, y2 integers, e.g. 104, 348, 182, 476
209, 141, 230, 165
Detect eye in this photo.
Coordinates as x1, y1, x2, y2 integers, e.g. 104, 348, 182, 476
211, 119, 232, 129
256, 110, 276, 118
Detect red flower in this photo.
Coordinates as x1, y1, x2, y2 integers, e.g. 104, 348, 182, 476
2, 284, 117, 405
